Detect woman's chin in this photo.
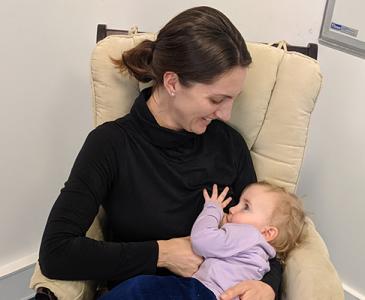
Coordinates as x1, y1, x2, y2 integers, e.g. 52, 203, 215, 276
191, 122, 210, 134
193, 127, 207, 135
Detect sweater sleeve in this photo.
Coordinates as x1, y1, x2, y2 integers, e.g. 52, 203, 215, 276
262, 258, 283, 300
230, 132, 282, 299
191, 202, 226, 258
191, 202, 266, 258
39, 124, 158, 282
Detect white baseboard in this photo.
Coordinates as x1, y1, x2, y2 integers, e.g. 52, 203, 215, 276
0, 252, 38, 279
0, 262, 36, 300
343, 283, 365, 300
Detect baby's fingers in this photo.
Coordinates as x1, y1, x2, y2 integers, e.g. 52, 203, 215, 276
212, 184, 218, 199
217, 186, 230, 202
221, 197, 232, 209
203, 188, 210, 201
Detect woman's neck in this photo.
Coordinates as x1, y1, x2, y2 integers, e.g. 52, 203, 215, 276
146, 87, 181, 131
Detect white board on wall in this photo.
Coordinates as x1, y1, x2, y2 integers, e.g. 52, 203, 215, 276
319, 0, 365, 59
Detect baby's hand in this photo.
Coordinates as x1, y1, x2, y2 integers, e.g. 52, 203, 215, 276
203, 184, 232, 209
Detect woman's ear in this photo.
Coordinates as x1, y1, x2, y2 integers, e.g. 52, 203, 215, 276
163, 71, 179, 96
261, 226, 278, 242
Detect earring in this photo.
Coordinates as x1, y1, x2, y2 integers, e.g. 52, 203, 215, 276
171, 92, 175, 97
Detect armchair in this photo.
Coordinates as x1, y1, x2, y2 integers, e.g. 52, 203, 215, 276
30, 27, 344, 300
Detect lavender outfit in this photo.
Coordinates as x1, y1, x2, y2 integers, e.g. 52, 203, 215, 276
191, 201, 276, 299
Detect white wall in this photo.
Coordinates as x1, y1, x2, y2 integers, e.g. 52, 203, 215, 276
297, 44, 365, 297
1, 0, 363, 298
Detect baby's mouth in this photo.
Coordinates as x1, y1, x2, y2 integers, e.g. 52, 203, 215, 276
202, 117, 214, 123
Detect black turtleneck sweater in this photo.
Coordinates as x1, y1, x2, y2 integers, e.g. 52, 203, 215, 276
39, 88, 281, 295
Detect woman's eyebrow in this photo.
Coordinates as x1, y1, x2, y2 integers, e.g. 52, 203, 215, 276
212, 90, 243, 98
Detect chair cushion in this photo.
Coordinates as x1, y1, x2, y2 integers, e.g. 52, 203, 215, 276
30, 262, 96, 300
29, 207, 106, 300
282, 218, 344, 299
91, 33, 156, 126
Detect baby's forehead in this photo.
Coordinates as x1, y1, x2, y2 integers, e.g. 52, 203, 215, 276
241, 185, 282, 205
241, 183, 271, 196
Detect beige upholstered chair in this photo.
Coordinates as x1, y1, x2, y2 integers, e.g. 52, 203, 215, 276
30, 32, 344, 300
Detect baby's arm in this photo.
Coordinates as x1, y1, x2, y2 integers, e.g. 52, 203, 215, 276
191, 185, 236, 258
191, 184, 266, 259
191, 201, 227, 257
191, 204, 268, 260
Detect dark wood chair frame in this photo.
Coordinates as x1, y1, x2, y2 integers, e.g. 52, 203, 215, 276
96, 24, 318, 60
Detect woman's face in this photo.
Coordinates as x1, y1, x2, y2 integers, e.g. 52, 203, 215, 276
170, 66, 247, 134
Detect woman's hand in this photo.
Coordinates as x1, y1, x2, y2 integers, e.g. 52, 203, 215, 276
220, 280, 275, 300
203, 184, 232, 209
157, 236, 203, 277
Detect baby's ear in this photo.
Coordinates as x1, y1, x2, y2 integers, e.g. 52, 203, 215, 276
261, 226, 278, 242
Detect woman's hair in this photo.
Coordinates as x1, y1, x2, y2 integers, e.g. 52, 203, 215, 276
115, 6, 252, 86
254, 181, 306, 263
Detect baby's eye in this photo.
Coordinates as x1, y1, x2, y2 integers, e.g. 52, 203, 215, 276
210, 98, 223, 104
243, 203, 249, 210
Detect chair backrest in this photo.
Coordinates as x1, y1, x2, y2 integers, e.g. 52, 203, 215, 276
91, 32, 322, 192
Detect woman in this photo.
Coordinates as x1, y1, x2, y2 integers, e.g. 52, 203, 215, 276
39, 6, 281, 300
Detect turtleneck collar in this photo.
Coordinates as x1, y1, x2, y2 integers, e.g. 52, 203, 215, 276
130, 87, 197, 148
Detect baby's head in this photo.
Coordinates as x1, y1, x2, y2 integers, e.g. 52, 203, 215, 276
227, 181, 305, 261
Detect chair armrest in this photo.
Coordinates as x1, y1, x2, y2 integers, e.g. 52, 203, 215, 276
29, 207, 106, 299
30, 262, 96, 300
282, 217, 344, 300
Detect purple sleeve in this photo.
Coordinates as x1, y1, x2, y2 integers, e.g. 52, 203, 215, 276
191, 202, 265, 258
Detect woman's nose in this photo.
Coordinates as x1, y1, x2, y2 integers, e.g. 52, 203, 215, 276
215, 100, 233, 121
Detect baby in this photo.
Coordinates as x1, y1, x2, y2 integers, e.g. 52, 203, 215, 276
191, 181, 306, 299
99, 181, 305, 300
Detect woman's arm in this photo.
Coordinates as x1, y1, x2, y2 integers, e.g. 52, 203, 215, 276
262, 258, 282, 299
157, 237, 203, 277
220, 280, 276, 300
39, 124, 158, 282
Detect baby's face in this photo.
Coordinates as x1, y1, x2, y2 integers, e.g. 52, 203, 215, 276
227, 184, 277, 232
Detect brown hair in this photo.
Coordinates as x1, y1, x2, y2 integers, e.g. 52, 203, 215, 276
115, 6, 252, 86
254, 181, 306, 263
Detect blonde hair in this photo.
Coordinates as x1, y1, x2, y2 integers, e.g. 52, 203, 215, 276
253, 181, 306, 263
